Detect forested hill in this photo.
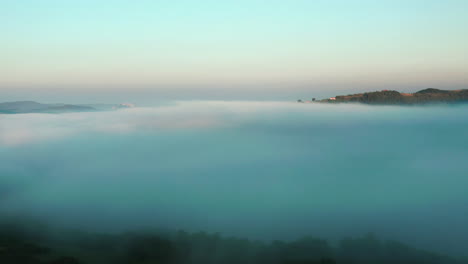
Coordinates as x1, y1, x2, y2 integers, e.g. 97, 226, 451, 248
323, 88, 468, 105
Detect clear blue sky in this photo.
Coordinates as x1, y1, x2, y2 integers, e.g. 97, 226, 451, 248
2, 0, 468, 101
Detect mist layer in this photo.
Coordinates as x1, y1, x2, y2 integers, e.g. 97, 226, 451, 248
1, 101, 468, 256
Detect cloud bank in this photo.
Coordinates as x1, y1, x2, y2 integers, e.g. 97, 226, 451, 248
0, 101, 446, 146
1, 101, 468, 256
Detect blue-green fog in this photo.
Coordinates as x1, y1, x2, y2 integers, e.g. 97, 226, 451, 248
1, 102, 468, 256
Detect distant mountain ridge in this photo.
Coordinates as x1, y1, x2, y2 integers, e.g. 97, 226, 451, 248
0, 101, 96, 114
319, 88, 468, 105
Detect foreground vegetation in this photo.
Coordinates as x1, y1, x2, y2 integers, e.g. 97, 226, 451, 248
1, 221, 466, 264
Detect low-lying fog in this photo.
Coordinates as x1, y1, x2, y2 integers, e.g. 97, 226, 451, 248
1, 101, 468, 256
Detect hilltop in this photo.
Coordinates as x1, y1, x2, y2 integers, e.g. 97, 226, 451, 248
307, 88, 468, 105
0, 101, 136, 114
0, 101, 96, 114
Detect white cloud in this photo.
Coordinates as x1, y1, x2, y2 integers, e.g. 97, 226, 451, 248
0, 100, 433, 147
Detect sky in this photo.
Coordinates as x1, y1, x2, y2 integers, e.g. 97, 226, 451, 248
2, 0, 468, 102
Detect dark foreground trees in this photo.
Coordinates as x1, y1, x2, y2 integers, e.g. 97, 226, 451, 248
0, 223, 466, 264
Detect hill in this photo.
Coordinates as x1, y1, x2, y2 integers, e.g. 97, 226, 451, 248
0, 101, 96, 114
320, 88, 468, 105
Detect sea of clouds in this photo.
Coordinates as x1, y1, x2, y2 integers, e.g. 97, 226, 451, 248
1, 101, 468, 256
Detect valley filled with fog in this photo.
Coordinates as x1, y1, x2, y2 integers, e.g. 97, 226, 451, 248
1, 101, 468, 258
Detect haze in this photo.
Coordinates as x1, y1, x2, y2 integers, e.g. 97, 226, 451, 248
1, 102, 468, 257
2, 1, 468, 263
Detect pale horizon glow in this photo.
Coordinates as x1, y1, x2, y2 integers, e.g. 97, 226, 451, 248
2, 0, 468, 100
